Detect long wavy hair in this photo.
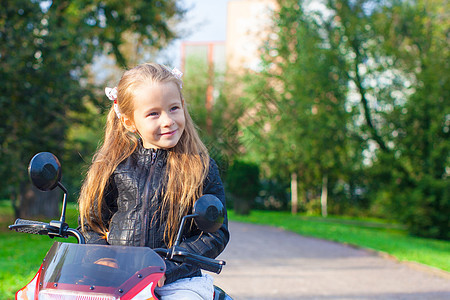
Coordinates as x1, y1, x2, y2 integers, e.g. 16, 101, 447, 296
78, 63, 209, 247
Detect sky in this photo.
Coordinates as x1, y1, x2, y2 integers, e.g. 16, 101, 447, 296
161, 0, 232, 67
179, 0, 230, 42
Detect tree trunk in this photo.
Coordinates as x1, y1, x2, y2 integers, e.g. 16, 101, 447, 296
291, 172, 298, 214
321, 174, 328, 217
18, 182, 61, 219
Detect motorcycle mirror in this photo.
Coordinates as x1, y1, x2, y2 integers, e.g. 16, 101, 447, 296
28, 152, 62, 191
193, 195, 225, 233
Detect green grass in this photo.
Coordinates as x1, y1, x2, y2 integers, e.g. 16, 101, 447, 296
0, 232, 54, 297
229, 210, 450, 273
0, 201, 79, 299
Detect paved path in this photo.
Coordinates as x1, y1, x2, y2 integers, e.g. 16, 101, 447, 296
212, 222, 450, 300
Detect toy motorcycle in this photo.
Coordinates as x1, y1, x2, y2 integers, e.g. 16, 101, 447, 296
9, 152, 232, 300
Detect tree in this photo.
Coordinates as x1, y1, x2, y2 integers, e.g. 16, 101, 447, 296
372, 0, 449, 238
241, 0, 353, 215
183, 54, 244, 170
325, 0, 449, 238
0, 0, 184, 218
241, 0, 448, 238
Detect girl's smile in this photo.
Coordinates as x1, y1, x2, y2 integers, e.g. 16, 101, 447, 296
160, 129, 177, 136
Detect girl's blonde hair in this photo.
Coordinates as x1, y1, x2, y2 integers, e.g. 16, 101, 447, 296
78, 63, 209, 247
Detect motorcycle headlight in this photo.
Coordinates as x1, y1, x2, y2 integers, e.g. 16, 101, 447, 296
38, 289, 117, 300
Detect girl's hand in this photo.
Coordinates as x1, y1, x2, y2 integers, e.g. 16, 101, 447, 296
94, 258, 118, 268
158, 275, 166, 287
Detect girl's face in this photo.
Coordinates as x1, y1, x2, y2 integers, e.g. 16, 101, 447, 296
125, 81, 185, 149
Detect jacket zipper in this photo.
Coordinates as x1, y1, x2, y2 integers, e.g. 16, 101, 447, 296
151, 149, 157, 165
141, 149, 158, 247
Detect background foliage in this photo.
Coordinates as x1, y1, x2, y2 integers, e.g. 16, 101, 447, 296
0, 0, 448, 240
0, 0, 184, 218
238, 0, 449, 239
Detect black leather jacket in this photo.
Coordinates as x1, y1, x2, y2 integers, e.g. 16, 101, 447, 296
81, 144, 229, 284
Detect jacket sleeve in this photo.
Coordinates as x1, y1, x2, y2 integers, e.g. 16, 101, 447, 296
77, 178, 118, 245
164, 158, 230, 284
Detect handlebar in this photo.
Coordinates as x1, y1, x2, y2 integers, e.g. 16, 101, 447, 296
10, 220, 223, 273
9, 219, 53, 235
181, 251, 225, 274
154, 247, 226, 274
9, 219, 85, 244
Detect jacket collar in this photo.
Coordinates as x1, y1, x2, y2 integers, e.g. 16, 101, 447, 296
136, 139, 167, 157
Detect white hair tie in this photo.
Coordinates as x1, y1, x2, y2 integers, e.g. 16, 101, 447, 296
171, 67, 183, 89
105, 87, 121, 119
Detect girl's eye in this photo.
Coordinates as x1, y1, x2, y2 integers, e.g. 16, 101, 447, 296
148, 112, 159, 117
170, 106, 180, 112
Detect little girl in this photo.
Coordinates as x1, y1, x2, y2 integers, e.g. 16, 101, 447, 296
78, 63, 229, 300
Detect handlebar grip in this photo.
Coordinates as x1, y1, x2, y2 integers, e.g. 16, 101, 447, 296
184, 254, 225, 274
9, 219, 51, 235
154, 248, 226, 274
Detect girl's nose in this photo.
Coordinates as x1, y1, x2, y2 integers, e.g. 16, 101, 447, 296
161, 113, 174, 127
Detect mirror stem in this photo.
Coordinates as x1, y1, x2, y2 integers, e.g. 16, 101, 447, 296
57, 182, 68, 223
174, 214, 198, 247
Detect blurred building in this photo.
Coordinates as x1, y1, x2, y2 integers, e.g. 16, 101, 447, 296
181, 0, 276, 75
181, 41, 226, 132
180, 0, 276, 127
226, 0, 276, 73
181, 41, 226, 75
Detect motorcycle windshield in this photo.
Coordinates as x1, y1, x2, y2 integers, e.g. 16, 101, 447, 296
39, 242, 166, 294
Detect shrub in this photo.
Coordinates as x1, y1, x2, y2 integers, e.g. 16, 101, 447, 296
225, 160, 260, 215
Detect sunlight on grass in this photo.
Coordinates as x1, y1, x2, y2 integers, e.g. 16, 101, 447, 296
0, 200, 79, 299
0, 231, 52, 298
